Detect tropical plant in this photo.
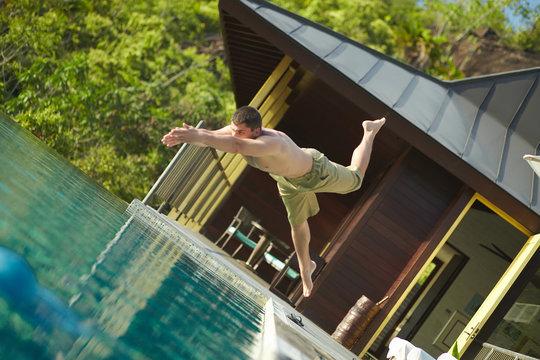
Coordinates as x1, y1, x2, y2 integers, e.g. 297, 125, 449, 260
1, 0, 234, 202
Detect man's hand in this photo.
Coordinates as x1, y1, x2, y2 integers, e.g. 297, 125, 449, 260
161, 123, 202, 147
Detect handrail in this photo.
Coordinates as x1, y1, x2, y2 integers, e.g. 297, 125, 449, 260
142, 120, 205, 206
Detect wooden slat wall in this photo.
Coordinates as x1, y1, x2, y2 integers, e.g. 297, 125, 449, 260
298, 149, 463, 335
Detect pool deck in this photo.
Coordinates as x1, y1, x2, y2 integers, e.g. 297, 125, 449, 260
151, 205, 359, 360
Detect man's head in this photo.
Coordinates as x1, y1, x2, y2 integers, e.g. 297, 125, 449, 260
230, 106, 262, 139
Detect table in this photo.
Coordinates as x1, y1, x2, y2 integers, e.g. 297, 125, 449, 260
245, 221, 290, 268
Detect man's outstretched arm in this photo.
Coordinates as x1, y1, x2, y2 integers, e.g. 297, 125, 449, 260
162, 124, 232, 147
161, 123, 281, 156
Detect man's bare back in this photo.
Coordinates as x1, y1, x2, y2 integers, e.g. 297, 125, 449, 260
241, 128, 313, 178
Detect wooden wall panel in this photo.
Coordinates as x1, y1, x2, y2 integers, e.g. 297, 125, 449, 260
299, 149, 463, 334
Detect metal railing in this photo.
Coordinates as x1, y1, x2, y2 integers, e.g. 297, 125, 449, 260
142, 121, 230, 219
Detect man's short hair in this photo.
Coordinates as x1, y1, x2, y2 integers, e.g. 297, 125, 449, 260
231, 106, 262, 131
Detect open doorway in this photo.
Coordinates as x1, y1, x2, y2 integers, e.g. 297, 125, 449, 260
369, 195, 530, 359
369, 244, 468, 358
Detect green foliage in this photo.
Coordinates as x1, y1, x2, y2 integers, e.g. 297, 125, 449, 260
515, 19, 540, 52
2, 0, 537, 202
418, 262, 437, 286
511, 5, 540, 51
1, 0, 233, 203
272, 0, 462, 78
273, 0, 397, 54
421, 0, 511, 36
272, 0, 538, 79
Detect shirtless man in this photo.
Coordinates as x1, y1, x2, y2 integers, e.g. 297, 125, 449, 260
162, 105, 385, 297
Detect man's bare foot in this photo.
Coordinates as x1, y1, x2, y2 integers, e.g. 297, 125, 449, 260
362, 117, 386, 134
301, 260, 317, 297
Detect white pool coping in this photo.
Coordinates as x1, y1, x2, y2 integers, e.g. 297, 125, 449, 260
259, 299, 278, 360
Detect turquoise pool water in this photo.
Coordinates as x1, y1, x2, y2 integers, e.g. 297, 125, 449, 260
0, 115, 265, 359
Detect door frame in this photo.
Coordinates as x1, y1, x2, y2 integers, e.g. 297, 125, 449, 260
440, 193, 537, 357
397, 245, 468, 341
454, 232, 539, 356
359, 190, 537, 358
463, 248, 540, 359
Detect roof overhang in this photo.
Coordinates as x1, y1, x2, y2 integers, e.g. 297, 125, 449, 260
219, 0, 540, 231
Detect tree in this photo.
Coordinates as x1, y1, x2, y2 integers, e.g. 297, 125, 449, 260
1, 0, 234, 202
2, 0, 537, 201
271, 0, 538, 78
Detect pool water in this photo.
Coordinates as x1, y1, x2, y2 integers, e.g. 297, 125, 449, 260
0, 114, 265, 359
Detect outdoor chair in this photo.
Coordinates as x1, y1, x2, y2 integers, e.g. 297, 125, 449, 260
215, 206, 260, 254
216, 207, 296, 278
387, 337, 458, 360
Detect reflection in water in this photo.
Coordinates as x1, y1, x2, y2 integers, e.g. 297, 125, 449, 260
0, 246, 88, 336
67, 201, 265, 359
0, 115, 265, 359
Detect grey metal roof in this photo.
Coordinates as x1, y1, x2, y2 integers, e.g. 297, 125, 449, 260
220, 0, 540, 217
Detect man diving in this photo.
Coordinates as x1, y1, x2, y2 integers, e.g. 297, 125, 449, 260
162, 106, 385, 297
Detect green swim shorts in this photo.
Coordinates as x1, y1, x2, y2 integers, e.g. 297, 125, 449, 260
270, 148, 363, 226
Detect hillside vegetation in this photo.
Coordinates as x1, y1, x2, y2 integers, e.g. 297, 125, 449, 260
1, 0, 538, 202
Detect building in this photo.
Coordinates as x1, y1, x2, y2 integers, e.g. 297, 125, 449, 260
159, 1, 540, 358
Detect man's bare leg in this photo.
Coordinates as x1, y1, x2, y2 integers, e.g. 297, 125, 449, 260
291, 220, 317, 297
351, 117, 386, 176
288, 117, 384, 298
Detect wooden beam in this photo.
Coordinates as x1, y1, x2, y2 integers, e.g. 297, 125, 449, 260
250, 55, 292, 108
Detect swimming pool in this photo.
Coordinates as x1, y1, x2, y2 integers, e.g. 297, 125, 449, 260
0, 114, 266, 359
